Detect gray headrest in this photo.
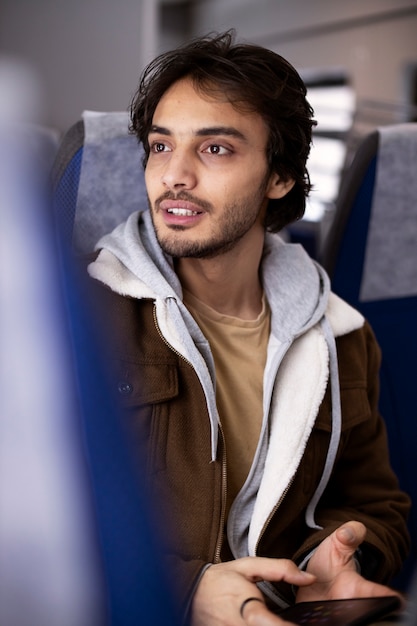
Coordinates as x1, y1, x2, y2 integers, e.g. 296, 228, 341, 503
74, 110, 148, 253
359, 123, 417, 302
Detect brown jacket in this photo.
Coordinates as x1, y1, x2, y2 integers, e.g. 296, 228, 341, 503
85, 274, 410, 620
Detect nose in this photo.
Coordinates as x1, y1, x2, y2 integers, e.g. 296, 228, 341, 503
161, 149, 197, 192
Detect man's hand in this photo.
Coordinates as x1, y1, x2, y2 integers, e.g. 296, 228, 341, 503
296, 521, 402, 603
191, 556, 315, 626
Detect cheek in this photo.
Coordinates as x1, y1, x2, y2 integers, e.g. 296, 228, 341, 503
228, 170, 266, 199
144, 169, 157, 201
144, 166, 152, 186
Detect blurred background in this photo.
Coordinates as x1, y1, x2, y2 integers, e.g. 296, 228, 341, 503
1, 0, 416, 132
1, 0, 417, 247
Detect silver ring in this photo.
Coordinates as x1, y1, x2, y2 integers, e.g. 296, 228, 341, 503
239, 597, 264, 618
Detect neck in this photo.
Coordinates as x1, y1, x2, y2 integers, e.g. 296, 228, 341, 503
176, 235, 265, 321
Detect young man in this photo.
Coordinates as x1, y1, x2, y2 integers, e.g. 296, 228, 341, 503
86, 31, 410, 625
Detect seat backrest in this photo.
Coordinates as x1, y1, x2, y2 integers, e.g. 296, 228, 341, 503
321, 123, 417, 591
52, 110, 147, 254
51, 114, 180, 622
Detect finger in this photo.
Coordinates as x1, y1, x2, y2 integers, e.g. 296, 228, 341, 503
335, 521, 366, 550
240, 597, 265, 619
231, 556, 316, 587
242, 597, 296, 626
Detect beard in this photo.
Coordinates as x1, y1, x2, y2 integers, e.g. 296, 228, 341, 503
149, 185, 268, 260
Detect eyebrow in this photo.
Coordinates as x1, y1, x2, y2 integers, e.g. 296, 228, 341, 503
149, 125, 247, 141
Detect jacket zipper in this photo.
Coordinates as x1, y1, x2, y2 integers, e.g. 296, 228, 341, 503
255, 474, 295, 555
214, 430, 227, 564
254, 340, 294, 555
152, 302, 194, 367
152, 302, 227, 563
254, 475, 296, 609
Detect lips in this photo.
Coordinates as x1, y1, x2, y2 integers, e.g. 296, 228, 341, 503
159, 199, 205, 215
157, 198, 206, 226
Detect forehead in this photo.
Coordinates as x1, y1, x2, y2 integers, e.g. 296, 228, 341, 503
151, 77, 269, 140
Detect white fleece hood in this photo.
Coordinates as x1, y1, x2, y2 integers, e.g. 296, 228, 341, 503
88, 210, 364, 562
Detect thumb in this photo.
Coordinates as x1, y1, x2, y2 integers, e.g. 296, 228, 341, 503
335, 521, 366, 551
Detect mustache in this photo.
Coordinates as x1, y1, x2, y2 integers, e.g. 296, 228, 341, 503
155, 191, 213, 212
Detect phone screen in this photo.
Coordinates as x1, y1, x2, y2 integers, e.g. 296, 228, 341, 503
277, 596, 402, 625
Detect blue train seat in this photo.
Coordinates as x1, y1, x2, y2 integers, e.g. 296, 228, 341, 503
321, 124, 417, 590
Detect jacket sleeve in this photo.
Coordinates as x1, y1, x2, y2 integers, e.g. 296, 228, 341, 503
292, 321, 411, 583
163, 556, 212, 625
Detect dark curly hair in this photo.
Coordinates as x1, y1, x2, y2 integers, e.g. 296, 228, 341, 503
129, 30, 316, 232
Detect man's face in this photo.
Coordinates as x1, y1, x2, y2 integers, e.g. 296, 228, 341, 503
145, 77, 283, 259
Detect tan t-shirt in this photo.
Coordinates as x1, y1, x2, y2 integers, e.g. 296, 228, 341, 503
183, 290, 271, 514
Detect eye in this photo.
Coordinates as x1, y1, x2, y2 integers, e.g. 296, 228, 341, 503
150, 141, 169, 153
203, 144, 230, 156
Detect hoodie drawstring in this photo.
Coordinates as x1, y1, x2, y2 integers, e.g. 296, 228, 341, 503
305, 315, 342, 529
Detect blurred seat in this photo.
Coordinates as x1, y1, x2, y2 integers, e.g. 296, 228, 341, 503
51, 113, 179, 623
0, 120, 106, 625
52, 110, 147, 254
320, 123, 417, 591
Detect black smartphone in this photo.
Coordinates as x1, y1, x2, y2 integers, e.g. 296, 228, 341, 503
276, 596, 402, 625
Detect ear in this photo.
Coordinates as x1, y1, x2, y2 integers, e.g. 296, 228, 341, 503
265, 172, 295, 200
